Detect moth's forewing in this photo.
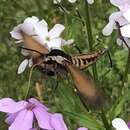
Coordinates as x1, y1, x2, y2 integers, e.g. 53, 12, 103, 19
71, 49, 107, 69
66, 63, 104, 107
21, 32, 49, 57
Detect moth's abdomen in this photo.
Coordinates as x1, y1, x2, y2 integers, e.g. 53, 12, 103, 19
71, 48, 107, 69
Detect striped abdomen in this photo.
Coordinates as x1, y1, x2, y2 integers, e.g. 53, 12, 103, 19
71, 48, 107, 69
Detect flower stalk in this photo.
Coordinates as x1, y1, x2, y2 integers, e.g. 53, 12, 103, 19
121, 50, 130, 91
84, 0, 98, 82
100, 109, 112, 130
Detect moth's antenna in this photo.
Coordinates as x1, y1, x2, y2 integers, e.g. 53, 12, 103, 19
20, 47, 44, 56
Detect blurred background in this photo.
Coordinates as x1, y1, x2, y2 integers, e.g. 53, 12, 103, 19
0, 0, 130, 130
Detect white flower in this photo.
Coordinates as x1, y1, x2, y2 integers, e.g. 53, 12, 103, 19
112, 118, 130, 130
102, 11, 128, 36
10, 16, 74, 74
10, 16, 73, 51
53, 0, 94, 4
102, 0, 130, 49
102, 0, 130, 36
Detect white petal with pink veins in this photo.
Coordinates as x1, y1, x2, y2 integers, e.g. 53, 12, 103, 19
121, 24, 130, 37
123, 9, 130, 22
48, 38, 62, 50
49, 24, 65, 39
10, 24, 22, 40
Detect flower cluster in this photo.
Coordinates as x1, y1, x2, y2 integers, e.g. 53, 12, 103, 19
0, 98, 88, 130
53, 0, 94, 4
10, 16, 74, 74
102, 0, 130, 49
10, 16, 73, 51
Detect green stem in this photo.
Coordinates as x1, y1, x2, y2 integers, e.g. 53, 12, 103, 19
84, 0, 98, 82
24, 65, 35, 100
100, 109, 112, 130
120, 51, 130, 91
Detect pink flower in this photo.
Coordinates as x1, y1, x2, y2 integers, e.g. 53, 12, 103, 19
127, 121, 130, 129
0, 98, 67, 130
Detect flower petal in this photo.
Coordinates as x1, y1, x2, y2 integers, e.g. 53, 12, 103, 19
127, 121, 130, 129
117, 37, 130, 49
61, 39, 74, 46
48, 38, 62, 50
29, 98, 49, 111
10, 24, 23, 40
121, 24, 130, 37
102, 21, 115, 36
17, 59, 29, 74
50, 113, 68, 130
33, 107, 53, 130
35, 19, 48, 36
53, 0, 61, 4
5, 112, 19, 125
77, 127, 88, 130
108, 11, 128, 26
33, 19, 49, 45
49, 24, 65, 39
21, 18, 38, 36
0, 98, 26, 113
110, 0, 128, 7
68, 0, 77, 3
87, 0, 94, 4
9, 110, 33, 130
123, 9, 130, 22
112, 118, 129, 130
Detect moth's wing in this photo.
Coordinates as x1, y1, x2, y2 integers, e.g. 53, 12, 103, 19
21, 32, 49, 57
71, 48, 107, 69
64, 62, 104, 107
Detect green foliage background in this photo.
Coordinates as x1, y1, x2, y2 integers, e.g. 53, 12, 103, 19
0, 0, 130, 130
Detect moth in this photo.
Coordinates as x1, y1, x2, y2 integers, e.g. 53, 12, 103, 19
18, 32, 107, 107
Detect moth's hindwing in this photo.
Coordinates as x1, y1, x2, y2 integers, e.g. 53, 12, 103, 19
71, 48, 107, 69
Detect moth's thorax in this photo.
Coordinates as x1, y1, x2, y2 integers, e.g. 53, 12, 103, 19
44, 55, 69, 65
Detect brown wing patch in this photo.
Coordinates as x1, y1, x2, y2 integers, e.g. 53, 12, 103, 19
63, 61, 104, 107
21, 32, 49, 58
